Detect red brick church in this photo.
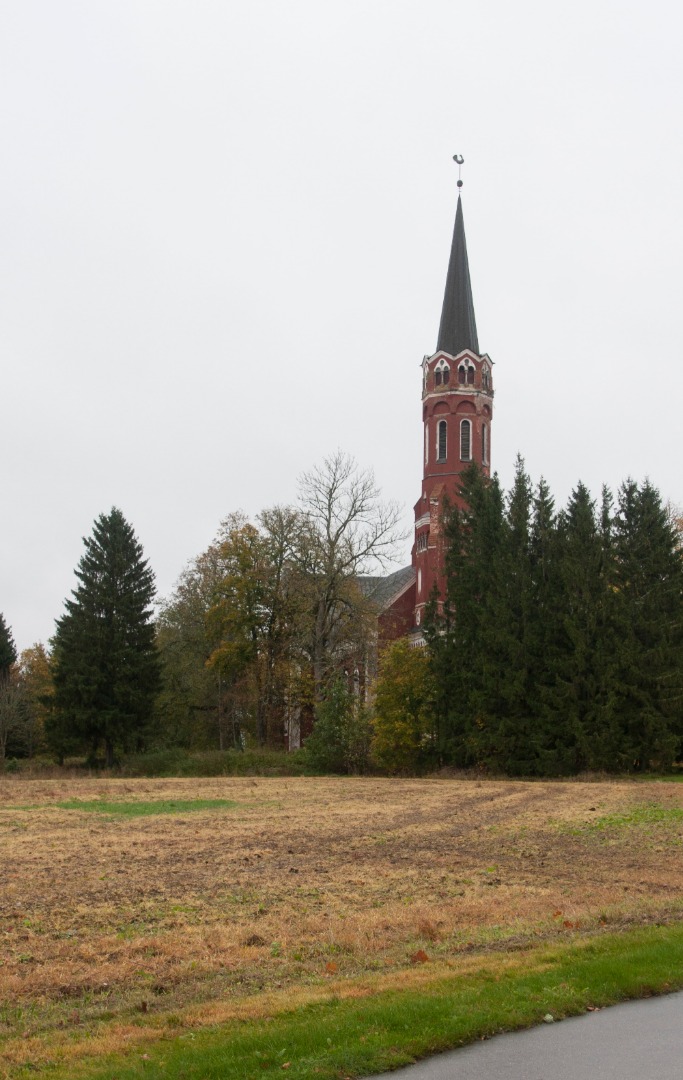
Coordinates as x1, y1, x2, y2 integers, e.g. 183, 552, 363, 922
364, 170, 494, 645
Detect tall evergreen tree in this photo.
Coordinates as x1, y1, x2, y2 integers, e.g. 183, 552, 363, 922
427, 465, 511, 767
527, 477, 574, 774
428, 465, 683, 777
549, 483, 620, 770
49, 508, 160, 766
0, 613, 17, 683
610, 480, 683, 770
488, 457, 536, 773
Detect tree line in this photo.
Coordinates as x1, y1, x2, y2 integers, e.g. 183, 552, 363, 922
419, 460, 683, 775
0, 454, 402, 767
1, 455, 682, 775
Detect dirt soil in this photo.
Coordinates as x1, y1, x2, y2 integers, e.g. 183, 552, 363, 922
1, 775, 682, 1072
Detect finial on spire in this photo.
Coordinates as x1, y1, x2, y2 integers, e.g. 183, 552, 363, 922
453, 154, 464, 189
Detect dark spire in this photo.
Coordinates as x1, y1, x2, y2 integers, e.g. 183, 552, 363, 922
436, 194, 479, 356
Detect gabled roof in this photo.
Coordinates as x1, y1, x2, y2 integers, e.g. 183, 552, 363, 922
436, 195, 479, 357
357, 565, 416, 611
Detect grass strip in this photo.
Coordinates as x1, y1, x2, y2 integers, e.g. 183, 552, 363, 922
589, 803, 683, 829
53, 799, 240, 817
552, 801, 683, 836
17, 922, 683, 1080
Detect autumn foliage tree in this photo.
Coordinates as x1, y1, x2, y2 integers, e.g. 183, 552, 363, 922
371, 639, 436, 773
0, 644, 54, 763
206, 511, 309, 747
157, 454, 402, 749
156, 541, 230, 749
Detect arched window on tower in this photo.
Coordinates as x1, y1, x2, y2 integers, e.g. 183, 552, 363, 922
458, 360, 475, 385
460, 419, 471, 461
437, 419, 447, 462
435, 359, 450, 386
482, 364, 490, 391
482, 422, 488, 465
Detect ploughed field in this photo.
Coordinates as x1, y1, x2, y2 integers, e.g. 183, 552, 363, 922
1, 775, 683, 1074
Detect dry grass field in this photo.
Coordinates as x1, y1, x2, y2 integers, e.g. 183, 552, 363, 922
2, 775, 683, 1076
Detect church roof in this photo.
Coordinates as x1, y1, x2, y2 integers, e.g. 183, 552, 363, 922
357, 564, 416, 611
436, 194, 479, 357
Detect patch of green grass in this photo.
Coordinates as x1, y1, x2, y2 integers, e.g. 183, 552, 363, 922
21, 922, 683, 1080
589, 803, 683, 830
54, 798, 240, 817
554, 802, 683, 837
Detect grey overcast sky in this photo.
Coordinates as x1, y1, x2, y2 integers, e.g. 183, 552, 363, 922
2, 0, 682, 653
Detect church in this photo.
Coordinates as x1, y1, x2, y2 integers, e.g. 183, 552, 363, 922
364, 167, 494, 646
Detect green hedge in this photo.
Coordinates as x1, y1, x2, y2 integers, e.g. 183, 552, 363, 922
118, 747, 312, 777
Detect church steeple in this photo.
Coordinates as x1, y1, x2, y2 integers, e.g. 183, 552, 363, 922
436, 194, 479, 357
411, 162, 493, 638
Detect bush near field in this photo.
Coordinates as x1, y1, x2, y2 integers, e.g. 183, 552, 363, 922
120, 747, 312, 777
1, 747, 314, 778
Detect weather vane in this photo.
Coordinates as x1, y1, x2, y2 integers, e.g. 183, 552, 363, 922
453, 154, 464, 188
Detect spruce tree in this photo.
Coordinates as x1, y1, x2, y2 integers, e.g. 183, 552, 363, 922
549, 483, 619, 770
610, 480, 683, 770
0, 613, 17, 683
425, 475, 477, 765
428, 465, 683, 777
50, 508, 160, 767
428, 466, 510, 768
527, 477, 574, 774
491, 457, 536, 773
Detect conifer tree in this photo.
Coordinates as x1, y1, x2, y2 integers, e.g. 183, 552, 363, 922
610, 480, 683, 770
488, 457, 536, 773
50, 508, 160, 767
429, 465, 683, 776
0, 614, 17, 683
427, 466, 510, 767
546, 483, 618, 770
527, 477, 574, 773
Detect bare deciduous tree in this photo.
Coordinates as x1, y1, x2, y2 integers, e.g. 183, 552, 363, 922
156, 455, 405, 747
296, 452, 405, 695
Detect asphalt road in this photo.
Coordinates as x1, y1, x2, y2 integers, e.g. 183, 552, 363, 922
368, 992, 683, 1079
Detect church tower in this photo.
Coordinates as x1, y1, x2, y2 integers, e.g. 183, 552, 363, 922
412, 170, 493, 633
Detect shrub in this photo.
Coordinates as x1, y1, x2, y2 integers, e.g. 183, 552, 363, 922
304, 678, 372, 774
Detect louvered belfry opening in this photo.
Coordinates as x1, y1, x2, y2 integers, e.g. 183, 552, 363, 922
460, 419, 471, 461
437, 420, 447, 462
